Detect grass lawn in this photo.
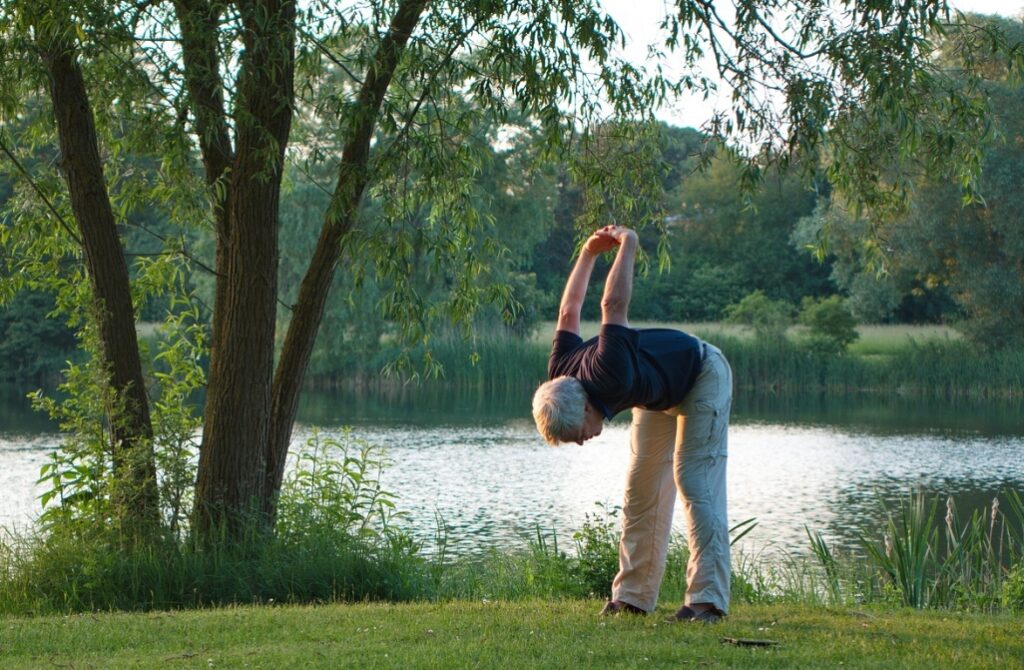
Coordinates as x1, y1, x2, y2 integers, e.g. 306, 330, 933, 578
847, 324, 961, 357
4, 600, 1021, 669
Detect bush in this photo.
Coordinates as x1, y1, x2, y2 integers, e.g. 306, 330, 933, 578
570, 504, 622, 597
1004, 561, 1024, 614
723, 290, 793, 341
0, 430, 430, 614
799, 295, 859, 354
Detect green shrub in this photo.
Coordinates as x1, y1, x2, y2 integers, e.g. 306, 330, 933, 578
570, 504, 621, 597
0, 430, 430, 614
723, 290, 793, 341
799, 295, 859, 354
1003, 561, 1024, 613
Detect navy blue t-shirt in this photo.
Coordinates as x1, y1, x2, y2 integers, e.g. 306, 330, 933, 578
547, 324, 703, 418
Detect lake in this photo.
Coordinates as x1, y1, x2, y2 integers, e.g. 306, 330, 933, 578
2, 385, 1023, 559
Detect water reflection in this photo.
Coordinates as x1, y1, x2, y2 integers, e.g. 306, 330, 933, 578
285, 420, 1024, 558
736, 392, 1024, 437
298, 386, 1024, 436
2, 384, 1022, 558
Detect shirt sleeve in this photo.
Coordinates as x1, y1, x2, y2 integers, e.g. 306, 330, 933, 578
548, 330, 583, 378
587, 324, 639, 397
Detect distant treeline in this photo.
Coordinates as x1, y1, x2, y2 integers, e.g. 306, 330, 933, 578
5, 43, 1024, 386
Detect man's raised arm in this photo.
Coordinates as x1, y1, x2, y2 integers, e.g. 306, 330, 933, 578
555, 227, 621, 335
599, 226, 637, 327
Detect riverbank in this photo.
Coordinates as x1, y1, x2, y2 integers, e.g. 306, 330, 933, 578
305, 322, 1023, 399
4, 599, 1021, 669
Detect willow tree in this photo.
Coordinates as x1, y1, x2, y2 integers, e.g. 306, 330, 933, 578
0, 0, 1005, 539
796, 13, 1024, 345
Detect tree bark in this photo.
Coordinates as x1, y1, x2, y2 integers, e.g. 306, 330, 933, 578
264, 0, 430, 521
191, 0, 296, 538
176, 0, 428, 533
174, 0, 234, 367
41, 36, 159, 533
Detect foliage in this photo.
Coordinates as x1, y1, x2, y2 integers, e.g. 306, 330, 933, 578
530, 138, 834, 325
845, 491, 1024, 610
806, 527, 843, 605
263, 323, 1024, 398
0, 427, 427, 613
798, 295, 859, 354
0, 0, 1016, 540
859, 493, 939, 609
723, 290, 793, 341
6, 474, 1024, 615
29, 290, 206, 541
276, 430, 406, 544
569, 503, 622, 598
147, 300, 207, 539
1004, 561, 1024, 614
797, 15, 1024, 344
0, 289, 77, 383
30, 321, 142, 535
666, 153, 831, 310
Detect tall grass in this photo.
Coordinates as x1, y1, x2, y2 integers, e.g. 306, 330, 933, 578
3, 492, 1023, 616
704, 334, 1024, 397
804, 490, 1024, 612
428, 330, 549, 389
377, 327, 1024, 398
0, 431, 434, 614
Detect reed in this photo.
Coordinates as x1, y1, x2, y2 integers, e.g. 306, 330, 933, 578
803, 490, 1024, 612
309, 326, 1024, 398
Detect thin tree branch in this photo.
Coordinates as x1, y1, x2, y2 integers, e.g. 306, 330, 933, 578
0, 133, 83, 246
298, 27, 365, 87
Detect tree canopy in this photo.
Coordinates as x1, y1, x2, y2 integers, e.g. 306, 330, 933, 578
0, 0, 1013, 540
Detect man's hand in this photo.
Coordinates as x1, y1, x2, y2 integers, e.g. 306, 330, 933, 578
584, 225, 637, 254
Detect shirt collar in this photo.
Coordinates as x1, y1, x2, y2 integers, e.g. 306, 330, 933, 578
589, 394, 613, 420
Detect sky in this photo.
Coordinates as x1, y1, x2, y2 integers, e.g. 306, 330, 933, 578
599, 0, 1023, 129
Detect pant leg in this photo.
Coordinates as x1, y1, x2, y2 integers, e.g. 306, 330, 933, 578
672, 345, 732, 613
610, 407, 677, 612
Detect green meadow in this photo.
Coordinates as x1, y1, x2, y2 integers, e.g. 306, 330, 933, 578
4, 600, 1021, 669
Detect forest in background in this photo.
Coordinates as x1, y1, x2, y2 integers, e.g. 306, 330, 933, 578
3, 79, 1022, 387
3, 10, 1022, 391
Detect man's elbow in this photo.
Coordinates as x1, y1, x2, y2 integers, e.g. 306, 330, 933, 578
600, 296, 627, 314
600, 297, 629, 324
558, 305, 582, 322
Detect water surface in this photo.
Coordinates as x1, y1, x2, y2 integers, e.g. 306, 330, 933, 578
2, 386, 1022, 557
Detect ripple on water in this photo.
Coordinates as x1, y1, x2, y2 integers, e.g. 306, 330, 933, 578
2, 423, 1022, 558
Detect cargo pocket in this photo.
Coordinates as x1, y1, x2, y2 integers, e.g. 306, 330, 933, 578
695, 399, 729, 458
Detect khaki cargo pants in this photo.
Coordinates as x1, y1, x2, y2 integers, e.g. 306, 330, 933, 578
611, 342, 733, 613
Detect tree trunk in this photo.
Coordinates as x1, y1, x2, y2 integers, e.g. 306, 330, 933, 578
191, 0, 296, 539
263, 0, 430, 522
41, 37, 159, 533
174, 0, 234, 373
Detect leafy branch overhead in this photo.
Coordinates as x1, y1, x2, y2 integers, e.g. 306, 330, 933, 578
0, 0, 1014, 539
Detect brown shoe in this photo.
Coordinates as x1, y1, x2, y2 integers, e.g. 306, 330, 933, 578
667, 604, 724, 624
599, 600, 647, 616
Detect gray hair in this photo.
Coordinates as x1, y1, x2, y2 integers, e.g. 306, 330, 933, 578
532, 376, 586, 445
